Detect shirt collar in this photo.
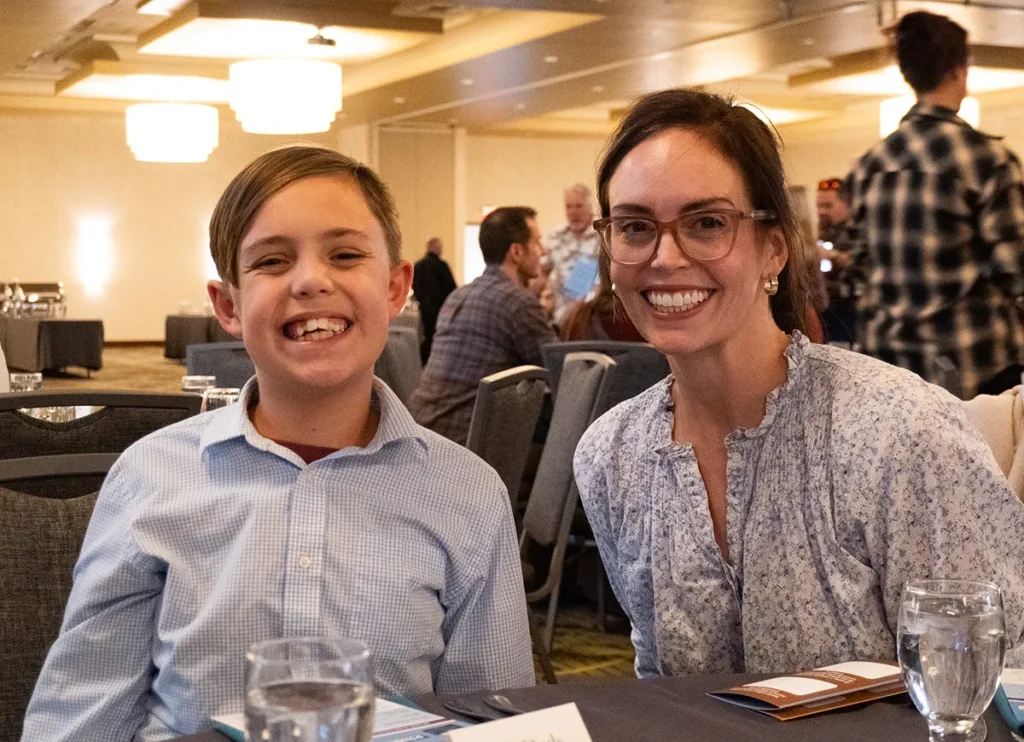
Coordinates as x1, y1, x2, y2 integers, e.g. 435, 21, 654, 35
905, 102, 972, 129
198, 376, 428, 459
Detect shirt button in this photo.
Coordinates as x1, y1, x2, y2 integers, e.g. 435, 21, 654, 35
298, 555, 312, 569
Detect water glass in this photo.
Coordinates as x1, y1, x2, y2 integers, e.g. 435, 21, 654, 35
245, 637, 374, 742
200, 387, 240, 413
898, 579, 1006, 741
9, 372, 42, 392
181, 375, 217, 394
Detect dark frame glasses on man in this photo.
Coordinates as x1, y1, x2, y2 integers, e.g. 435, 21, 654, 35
593, 209, 776, 265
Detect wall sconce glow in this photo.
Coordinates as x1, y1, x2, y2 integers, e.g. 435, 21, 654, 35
229, 60, 342, 134
126, 103, 219, 162
76, 216, 114, 298
879, 95, 979, 137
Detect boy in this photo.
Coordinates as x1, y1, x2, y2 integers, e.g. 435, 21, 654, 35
22, 147, 534, 742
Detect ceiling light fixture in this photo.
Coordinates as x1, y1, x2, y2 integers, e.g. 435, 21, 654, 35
136, 0, 188, 15
229, 59, 342, 134
125, 102, 219, 162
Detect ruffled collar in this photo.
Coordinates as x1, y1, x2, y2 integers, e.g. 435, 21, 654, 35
653, 331, 808, 453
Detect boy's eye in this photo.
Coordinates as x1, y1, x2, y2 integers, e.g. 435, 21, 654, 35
252, 257, 286, 269
331, 250, 365, 262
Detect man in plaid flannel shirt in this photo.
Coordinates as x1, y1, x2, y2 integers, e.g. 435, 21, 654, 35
846, 11, 1024, 398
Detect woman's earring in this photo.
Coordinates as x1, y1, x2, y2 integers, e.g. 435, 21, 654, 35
763, 276, 779, 296
611, 282, 617, 294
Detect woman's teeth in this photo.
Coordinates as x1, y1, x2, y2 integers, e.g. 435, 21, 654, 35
646, 289, 711, 312
285, 317, 349, 341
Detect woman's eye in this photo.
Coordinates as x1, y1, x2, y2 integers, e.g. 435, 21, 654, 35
615, 220, 656, 240
692, 214, 727, 230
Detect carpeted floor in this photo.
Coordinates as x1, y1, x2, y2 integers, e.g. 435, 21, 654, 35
36, 344, 638, 684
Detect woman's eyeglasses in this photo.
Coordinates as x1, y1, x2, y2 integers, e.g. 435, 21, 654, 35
593, 209, 777, 265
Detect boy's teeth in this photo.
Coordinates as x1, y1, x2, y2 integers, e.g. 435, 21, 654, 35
646, 290, 711, 312
306, 318, 319, 331
286, 318, 348, 340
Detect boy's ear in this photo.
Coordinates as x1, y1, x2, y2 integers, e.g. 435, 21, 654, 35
207, 280, 243, 337
387, 260, 414, 320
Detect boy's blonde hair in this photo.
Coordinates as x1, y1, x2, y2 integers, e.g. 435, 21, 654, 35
210, 146, 403, 285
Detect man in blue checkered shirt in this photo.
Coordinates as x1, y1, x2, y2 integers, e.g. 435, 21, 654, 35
846, 11, 1024, 398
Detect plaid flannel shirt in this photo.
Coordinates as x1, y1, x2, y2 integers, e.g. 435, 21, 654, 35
846, 102, 1024, 397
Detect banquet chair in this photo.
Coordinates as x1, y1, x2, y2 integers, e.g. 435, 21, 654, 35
0, 452, 117, 742
186, 341, 255, 389
964, 386, 1024, 501
0, 390, 201, 460
374, 326, 422, 405
466, 365, 549, 510
520, 352, 615, 683
541, 340, 669, 413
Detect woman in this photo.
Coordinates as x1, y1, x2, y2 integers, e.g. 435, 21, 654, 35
559, 253, 645, 341
573, 88, 1024, 677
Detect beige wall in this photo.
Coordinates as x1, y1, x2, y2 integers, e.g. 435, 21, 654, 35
0, 107, 333, 341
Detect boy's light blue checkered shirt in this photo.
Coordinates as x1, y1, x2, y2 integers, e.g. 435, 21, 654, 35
22, 379, 533, 742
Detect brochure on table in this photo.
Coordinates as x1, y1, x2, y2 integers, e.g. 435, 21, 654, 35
211, 697, 467, 741
995, 668, 1024, 735
444, 703, 592, 741
709, 661, 905, 721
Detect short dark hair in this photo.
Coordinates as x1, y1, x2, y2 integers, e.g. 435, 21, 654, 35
818, 177, 850, 203
479, 206, 537, 265
210, 146, 402, 286
596, 88, 817, 337
895, 11, 968, 94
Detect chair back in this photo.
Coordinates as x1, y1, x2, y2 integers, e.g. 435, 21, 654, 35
521, 352, 614, 579
0, 452, 115, 742
0, 391, 201, 460
375, 326, 422, 404
467, 366, 548, 508
186, 341, 255, 389
541, 341, 669, 413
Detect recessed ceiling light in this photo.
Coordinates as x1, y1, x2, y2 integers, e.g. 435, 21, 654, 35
544, 55, 559, 64
653, 52, 672, 62
801, 37, 815, 46
590, 84, 605, 93
393, 96, 406, 104
461, 77, 474, 86
514, 103, 526, 110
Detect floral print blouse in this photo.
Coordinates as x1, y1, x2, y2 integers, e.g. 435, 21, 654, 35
574, 332, 1024, 676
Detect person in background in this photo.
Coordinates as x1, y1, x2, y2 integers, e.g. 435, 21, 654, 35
21, 147, 533, 742
847, 10, 1024, 398
546, 184, 601, 324
412, 236, 457, 363
409, 206, 557, 445
574, 88, 1024, 680
0, 340, 8, 393
816, 177, 857, 344
559, 251, 645, 342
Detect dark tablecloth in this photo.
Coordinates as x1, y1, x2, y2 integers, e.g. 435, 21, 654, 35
165, 316, 235, 360
172, 673, 1016, 741
0, 316, 103, 372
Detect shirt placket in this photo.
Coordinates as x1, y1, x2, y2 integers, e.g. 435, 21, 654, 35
282, 468, 326, 637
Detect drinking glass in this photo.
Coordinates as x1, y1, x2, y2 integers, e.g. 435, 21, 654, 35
181, 375, 217, 394
9, 372, 42, 392
245, 637, 374, 742
898, 579, 1006, 742
200, 387, 240, 413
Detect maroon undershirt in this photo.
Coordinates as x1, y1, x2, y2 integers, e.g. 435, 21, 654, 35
271, 439, 339, 464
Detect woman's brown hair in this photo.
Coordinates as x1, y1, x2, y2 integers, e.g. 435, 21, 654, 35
595, 88, 819, 337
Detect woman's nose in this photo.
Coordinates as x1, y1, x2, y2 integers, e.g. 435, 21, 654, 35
647, 226, 692, 270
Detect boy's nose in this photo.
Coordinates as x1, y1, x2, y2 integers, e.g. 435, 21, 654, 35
292, 258, 333, 297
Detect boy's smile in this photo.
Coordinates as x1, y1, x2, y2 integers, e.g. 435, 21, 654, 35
209, 175, 412, 404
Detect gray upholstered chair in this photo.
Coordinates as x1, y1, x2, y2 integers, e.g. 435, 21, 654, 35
185, 341, 255, 389
466, 365, 549, 510
541, 340, 669, 414
374, 326, 422, 405
520, 352, 615, 682
0, 452, 117, 742
0, 391, 201, 460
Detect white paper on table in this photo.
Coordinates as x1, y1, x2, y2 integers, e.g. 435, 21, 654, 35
444, 703, 593, 741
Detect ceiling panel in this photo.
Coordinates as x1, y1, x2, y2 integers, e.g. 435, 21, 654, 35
0, 0, 114, 77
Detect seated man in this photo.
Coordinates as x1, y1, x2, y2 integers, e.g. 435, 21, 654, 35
409, 207, 557, 444
21, 147, 533, 742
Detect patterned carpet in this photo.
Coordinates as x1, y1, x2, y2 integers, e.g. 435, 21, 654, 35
37, 345, 638, 683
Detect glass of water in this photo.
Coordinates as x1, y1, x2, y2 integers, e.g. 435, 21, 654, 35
200, 387, 240, 413
181, 375, 217, 394
898, 579, 1006, 742
245, 637, 374, 742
